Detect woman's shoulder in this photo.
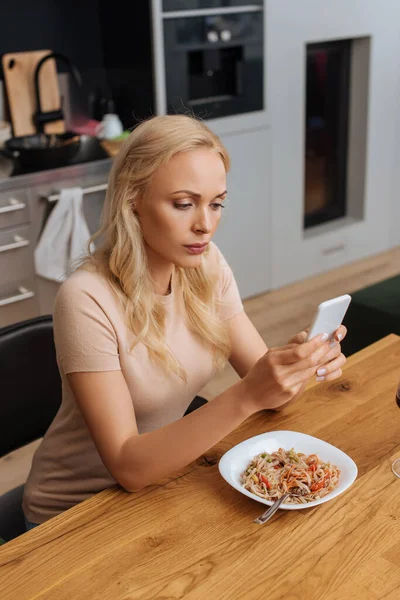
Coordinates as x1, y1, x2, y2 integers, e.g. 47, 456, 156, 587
54, 263, 116, 311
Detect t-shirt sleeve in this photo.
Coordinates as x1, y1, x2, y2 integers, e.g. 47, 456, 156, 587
213, 244, 244, 321
53, 276, 121, 375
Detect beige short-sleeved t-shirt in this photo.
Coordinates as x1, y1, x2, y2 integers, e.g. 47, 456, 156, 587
22, 243, 243, 524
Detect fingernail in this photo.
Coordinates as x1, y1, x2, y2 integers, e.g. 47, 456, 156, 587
329, 340, 337, 348
316, 375, 325, 382
321, 333, 328, 341
317, 367, 327, 376
337, 333, 343, 341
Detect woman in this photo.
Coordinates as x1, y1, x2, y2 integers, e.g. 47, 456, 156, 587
22, 115, 346, 529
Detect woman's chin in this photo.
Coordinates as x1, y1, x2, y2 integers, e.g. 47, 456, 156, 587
175, 254, 203, 269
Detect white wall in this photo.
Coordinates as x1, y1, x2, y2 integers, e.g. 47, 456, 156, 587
213, 126, 271, 299
267, 0, 400, 289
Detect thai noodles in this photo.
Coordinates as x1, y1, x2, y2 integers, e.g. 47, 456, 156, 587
241, 447, 340, 504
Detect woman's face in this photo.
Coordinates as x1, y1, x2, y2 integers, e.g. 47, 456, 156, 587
136, 148, 227, 268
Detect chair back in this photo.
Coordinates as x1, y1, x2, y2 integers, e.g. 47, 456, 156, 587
0, 315, 62, 457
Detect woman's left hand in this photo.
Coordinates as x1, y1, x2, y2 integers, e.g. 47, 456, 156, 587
288, 325, 347, 382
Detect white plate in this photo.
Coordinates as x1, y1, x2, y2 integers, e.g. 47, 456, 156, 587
218, 430, 358, 510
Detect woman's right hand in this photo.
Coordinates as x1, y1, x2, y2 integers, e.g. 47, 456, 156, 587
241, 333, 331, 413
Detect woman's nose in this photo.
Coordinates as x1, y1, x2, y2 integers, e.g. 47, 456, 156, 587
193, 209, 212, 233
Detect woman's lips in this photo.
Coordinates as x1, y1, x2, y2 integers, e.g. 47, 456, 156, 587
183, 243, 208, 255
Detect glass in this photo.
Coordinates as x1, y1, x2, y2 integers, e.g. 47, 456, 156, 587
304, 40, 351, 229
392, 383, 400, 477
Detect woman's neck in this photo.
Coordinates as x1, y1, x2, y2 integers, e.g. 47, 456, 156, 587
153, 269, 173, 296
146, 245, 174, 296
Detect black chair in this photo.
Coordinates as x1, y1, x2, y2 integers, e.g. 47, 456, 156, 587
0, 314, 207, 542
0, 315, 62, 542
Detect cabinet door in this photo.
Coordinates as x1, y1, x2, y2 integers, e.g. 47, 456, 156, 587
0, 279, 38, 328
0, 225, 34, 284
212, 126, 270, 299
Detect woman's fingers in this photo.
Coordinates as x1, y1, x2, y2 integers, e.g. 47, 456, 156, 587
318, 339, 342, 365
334, 324, 347, 342
315, 353, 346, 381
273, 334, 330, 365
289, 324, 347, 346
288, 330, 308, 345
287, 321, 347, 354
323, 368, 343, 381
281, 350, 346, 387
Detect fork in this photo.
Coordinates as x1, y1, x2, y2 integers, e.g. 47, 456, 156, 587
253, 493, 291, 524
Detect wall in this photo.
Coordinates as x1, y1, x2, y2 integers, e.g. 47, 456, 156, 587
0, 1, 105, 71
267, 0, 400, 289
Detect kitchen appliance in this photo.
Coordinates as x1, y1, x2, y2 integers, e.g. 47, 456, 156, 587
304, 40, 351, 229
162, 2, 264, 118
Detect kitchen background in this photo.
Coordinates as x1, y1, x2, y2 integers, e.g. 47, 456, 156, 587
0, 0, 400, 328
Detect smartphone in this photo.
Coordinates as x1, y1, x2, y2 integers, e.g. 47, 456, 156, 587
306, 294, 352, 342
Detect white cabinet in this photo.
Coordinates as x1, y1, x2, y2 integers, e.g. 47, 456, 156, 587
0, 160, 111, 327
212, 126, 270, 300
0, 185, 38, 327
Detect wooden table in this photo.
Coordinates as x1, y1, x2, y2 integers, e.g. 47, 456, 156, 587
2, 335, 400, 599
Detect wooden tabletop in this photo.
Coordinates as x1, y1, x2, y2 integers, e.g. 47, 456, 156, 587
2, 334, 400, 600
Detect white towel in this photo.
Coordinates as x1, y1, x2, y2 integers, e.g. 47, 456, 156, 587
34, 187, 93, 282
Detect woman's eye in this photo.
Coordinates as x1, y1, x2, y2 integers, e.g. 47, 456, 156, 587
211, 203, 225, 211
174, 203, 192, 210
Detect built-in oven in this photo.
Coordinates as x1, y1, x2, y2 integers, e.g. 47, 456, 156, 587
162, 2, 264, 119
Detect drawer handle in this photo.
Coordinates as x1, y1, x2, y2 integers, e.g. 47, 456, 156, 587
0, 235, 30, 253
0, 286, 35, 307
0, 198, 26, 214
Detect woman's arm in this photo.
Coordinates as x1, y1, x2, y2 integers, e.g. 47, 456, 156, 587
67, 332, 334, 493
67, 370, 250, 492
227, 311, 268, 378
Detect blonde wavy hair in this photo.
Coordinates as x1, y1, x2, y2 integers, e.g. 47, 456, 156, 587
85, 114, 232, 380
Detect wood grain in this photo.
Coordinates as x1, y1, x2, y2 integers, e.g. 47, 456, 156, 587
1, 335, 400, 599
1, 50, 65, 137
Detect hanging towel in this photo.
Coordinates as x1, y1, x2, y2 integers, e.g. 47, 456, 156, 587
34, 187, 92, 282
